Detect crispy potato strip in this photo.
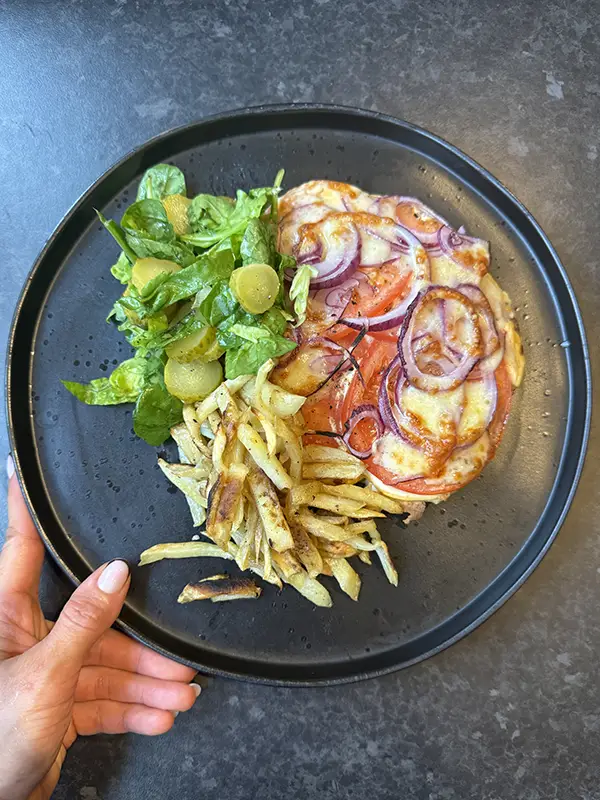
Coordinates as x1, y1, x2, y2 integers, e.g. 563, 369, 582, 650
147, 364, 414, 608
178, 574, 261, 603
139, 541, 231, 566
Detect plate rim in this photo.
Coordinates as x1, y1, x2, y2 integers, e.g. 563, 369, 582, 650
5, 103, 592, 686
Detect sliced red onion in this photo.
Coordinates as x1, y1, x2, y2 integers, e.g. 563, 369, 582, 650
278, 203, 330, 255
343, 404, 384, 459
289, 325, 303, 345
359, 215, 421, 256
457, 284, 504, 376
310, 353, 345, 373
438, 226, 490, 276
378, 356, 403, 437
301, 332, 365, 396
309, 276, 360, 328
341, 225, 430, 332
399, 287, 482, 392
369, 196, 450, 246
295, 215, 361, 290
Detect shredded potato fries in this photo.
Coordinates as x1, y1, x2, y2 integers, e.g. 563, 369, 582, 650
139, 362, 421, 606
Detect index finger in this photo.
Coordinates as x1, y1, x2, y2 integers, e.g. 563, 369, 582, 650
0, 462, 45, 598
85, 627, 197, 683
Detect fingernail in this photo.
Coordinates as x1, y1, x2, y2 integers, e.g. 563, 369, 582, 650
6, 454, 14, 480
191, 683, 202, 699
97, 559, 130, 594
174, 711, 180, 718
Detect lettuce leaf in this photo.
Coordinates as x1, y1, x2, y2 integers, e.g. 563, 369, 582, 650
225, 336, 295, 380
110, 252, 132, 284
62, 354, 162, 405
289, 264, 318, 326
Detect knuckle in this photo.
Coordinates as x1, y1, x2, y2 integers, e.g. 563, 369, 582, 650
94, 670, 109, 699
61, 594, 107, 633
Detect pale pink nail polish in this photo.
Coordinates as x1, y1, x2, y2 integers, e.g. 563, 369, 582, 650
6, 454, 14, 480
97, 559, 130, 594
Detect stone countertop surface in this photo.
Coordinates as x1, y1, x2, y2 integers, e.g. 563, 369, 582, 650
0, 1, 598, 798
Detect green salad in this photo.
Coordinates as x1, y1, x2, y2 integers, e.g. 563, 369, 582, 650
62, 164, 310, 447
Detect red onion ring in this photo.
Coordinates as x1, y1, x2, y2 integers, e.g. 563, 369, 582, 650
369, 196, 450, 246
399, 287, 483, 392
437, 226, 490, 276
279, 203, 330, 254
343, 404, 384, 459
378, 356, 403, 437
297, 216, 361, 289
457, 284, 504, 376
341, 225, 430, 332
309, 276, 360, 329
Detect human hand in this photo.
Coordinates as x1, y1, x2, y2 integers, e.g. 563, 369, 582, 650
0, 456, 201, 800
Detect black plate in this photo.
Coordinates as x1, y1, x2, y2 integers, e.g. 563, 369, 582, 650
6, 105, 591, 685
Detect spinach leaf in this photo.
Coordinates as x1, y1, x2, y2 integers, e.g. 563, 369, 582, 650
97, 211, 138, 264
137, 164, 186, 201
133, 382, 183, 446
138, 245, 235, 314
124, 233, 196, 267
215, 307, 254, 348
240, 218, 276, 266
121, 199, 174, 242
113, 283, 145, 316
195, 283, 239, 328
261, 307, 289, 335
62, 354, 161, 405
98, 206, 194, 267
184, 187, 274, 249
225, 336, 296, 380
188, 195, 234, 230
110, 252, 132, 284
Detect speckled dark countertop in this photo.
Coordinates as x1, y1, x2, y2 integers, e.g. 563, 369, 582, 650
1, 1, 599, 798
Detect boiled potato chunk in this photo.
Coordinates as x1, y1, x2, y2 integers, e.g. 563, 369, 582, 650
131, 257, 180, 292
229, 263, 279, 314
164, 357, 223, 402
162, 194, 191, 236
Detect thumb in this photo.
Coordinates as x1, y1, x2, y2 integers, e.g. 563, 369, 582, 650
41, 559, 131, 672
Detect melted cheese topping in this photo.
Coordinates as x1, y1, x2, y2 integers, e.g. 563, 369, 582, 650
372, 431, 435, 480
457, 379, 495, 446
430, 252, 484, 288
276, 180, 523, 497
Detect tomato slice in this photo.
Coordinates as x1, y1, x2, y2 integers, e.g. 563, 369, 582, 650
488, 360, 513, 452
308, 264, 412, 343
301, 335, 391, 438
301, 341, 514, 496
